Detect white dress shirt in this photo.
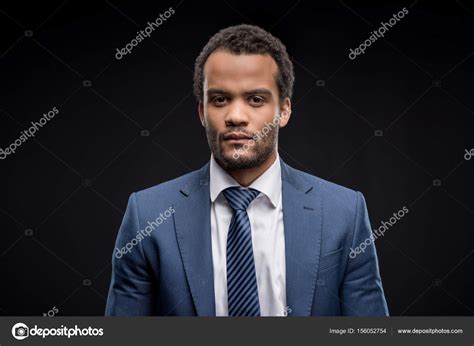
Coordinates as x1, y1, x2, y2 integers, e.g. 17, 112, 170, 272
209, 152, 287, 316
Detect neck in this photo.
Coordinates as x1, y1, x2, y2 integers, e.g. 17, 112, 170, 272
225, 150, 277, 187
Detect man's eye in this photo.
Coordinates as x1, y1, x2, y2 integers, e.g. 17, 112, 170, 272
249, 96, 264, 105
212, 96, 228, 105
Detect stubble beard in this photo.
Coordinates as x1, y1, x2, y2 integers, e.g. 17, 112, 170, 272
205, 121, 278, 171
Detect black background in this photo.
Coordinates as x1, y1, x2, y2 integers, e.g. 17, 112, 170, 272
1, 0, 473, 316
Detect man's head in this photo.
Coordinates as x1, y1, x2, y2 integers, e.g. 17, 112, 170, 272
194, 24, 294, 170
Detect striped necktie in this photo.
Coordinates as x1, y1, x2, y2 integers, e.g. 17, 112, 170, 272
222, 186, 261, 316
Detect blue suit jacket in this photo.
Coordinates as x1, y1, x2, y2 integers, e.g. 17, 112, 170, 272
105, 159, 389, 316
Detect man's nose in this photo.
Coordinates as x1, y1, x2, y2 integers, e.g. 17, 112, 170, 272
225, 100, 249, 127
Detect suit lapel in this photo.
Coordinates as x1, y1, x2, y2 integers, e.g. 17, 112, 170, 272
281, 160, 323, 316
173, 163, 216, 316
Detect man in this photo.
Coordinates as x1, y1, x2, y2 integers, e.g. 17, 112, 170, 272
105, 24, 389, 316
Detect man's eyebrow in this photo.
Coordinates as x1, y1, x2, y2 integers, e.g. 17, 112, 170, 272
206, 88, 273, 97
244, 88, 272, 96
207, 88, 230, 96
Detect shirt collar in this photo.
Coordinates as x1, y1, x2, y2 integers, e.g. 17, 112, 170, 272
209, 152, 282, 208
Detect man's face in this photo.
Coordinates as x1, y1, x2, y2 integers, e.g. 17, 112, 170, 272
198, 50, 291, 170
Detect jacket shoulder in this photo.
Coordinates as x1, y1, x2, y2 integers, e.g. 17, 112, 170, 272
288, 165, 360, 213
289, 164, 357, 194
133, 164, 206, 206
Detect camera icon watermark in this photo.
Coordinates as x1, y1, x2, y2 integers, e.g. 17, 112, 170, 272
12, 322, 29, 340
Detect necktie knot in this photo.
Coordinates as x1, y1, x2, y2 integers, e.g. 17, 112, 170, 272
223, 187, 260, 212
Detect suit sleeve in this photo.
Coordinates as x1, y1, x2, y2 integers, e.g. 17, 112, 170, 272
105, 193, 157, 315
340, 191, 389, 316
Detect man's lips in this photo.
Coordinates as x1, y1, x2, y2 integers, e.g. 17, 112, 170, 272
223, 133, 253, 141
223, 133, 252, 146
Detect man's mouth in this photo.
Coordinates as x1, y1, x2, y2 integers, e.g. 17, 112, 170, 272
223, 132, 252, 144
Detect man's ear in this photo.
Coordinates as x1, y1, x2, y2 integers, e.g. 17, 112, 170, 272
198, 101, 206, 127
278, 97, 292, 128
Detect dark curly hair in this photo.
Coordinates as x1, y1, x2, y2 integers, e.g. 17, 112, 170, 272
193, 24, 294, 103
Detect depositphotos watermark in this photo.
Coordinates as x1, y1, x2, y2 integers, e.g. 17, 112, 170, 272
279, 305, 292, 317
115, 6, 175, 60
349, 206, 409, 259
232, 116, 280, 160
464, 148, 474, 160
1, 106, 59, 160
114, 206, 175, 258
43, 305, 59, 317
348, 7, 409, 60
11, 323, 103, 340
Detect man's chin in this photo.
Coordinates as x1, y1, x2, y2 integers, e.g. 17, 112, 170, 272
217, 150, 259, 170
